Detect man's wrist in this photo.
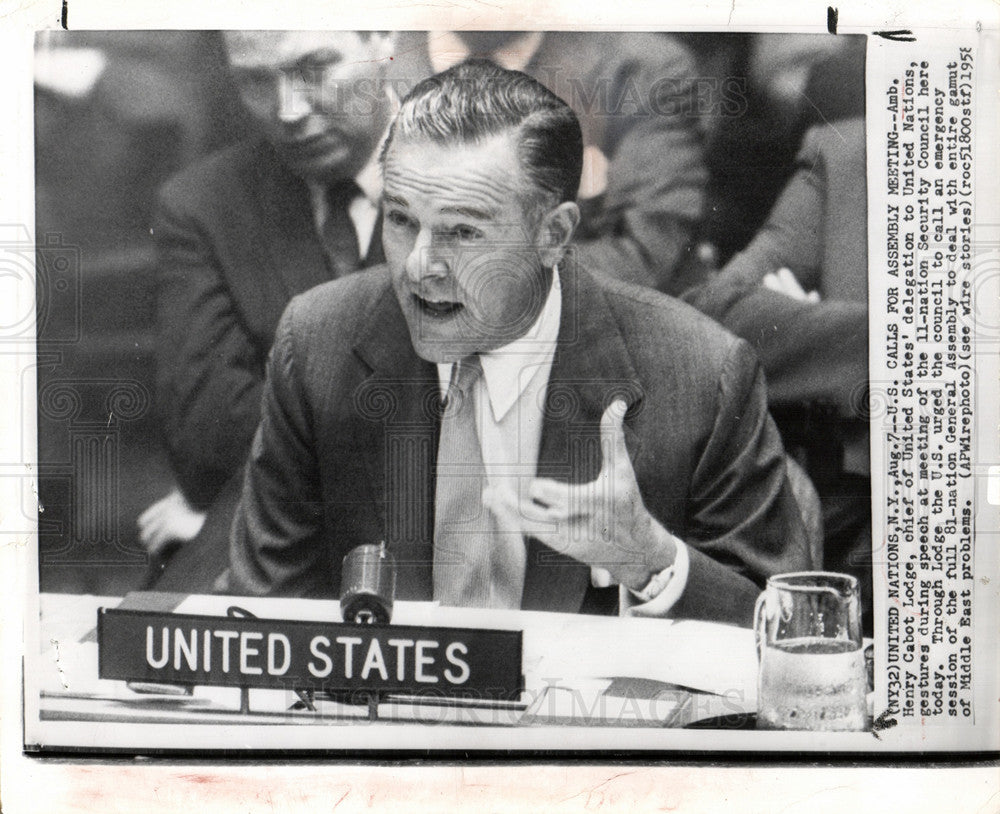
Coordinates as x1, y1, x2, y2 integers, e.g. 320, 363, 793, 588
624, 538, 690, 616
618, 517, 679, 591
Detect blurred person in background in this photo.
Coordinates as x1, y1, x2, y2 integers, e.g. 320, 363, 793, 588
683, 33, 865, 266
34, 31, 252, 595
684, 117, 872, 629
138, 31, 396, 590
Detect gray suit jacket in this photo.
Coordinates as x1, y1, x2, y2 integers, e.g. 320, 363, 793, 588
229, 263, 810, 625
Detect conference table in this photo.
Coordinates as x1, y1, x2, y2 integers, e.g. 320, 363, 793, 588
33, 591, 759, 741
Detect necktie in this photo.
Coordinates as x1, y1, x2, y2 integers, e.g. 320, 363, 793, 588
321, 179, 362, 278
433, 357, 522, 608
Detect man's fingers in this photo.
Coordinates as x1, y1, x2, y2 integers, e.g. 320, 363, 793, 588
765, 267, 818, 303
518, 494, 579, 524
139, 521, 165, 552
775, 267, 800, 293
482, 486, 528, 533
530, 478, 604, 519
600, 399, 629, 466
146, 530, 171, 556
528, 478, 572, 507
138, 490, 181, 525
138, 501, 167, 525
484, 487, 565, 531
137, 490, 207, 550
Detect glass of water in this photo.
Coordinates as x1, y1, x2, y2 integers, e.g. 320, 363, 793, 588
754, 572, 868, 731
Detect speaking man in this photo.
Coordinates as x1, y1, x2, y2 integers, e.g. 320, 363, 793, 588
140, 31, 395, 589
229, 60, 810, 625
388, 30, 708, 294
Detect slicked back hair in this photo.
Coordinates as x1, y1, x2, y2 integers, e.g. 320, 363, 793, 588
381, 59, 583, 211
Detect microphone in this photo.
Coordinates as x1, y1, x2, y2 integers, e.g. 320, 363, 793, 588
339, 542, 396, 625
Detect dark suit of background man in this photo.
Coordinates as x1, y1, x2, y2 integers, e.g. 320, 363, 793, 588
138, 32, 396, 590
683, 118, 872, 627
229, 60, 810, 626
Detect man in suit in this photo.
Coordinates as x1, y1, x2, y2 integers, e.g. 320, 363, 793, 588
229, 60, 810, 625
139, 32, 395, 589
683, 118, 871, 627
388, 31, 708, 295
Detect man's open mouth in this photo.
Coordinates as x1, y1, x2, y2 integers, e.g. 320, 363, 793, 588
413, 294, 463, 317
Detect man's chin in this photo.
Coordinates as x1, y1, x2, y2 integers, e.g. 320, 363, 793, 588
407, 328, 506, 364
408, 336, 479, 365
399, 303, 525, 362
279, 144, 359, 184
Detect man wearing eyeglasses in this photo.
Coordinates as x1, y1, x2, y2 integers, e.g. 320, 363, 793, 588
140, 32, 395, 589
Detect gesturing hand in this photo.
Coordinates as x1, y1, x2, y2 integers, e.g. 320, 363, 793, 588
137, 488, 207, 555
482, 399, 677, 591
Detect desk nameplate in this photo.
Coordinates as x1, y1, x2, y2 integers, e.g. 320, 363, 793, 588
98, 608, 524, 700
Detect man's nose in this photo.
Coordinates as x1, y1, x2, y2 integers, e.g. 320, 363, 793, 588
405, 229, 451, 286
276, 71, 314, 124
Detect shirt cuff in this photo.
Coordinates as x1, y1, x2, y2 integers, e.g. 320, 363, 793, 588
619, 539, 690, 618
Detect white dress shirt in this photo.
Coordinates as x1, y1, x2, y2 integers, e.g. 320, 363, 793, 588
436, 269, 690, 616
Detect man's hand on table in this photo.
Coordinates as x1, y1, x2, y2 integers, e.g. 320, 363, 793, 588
762, 267, 821, 303
483, 399, 679, 592
138, 488, 207, 555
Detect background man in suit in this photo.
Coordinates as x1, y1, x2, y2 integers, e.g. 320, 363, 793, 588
683, 118, 871, 628
229, 60, 810, 625
138, 31, 395, 589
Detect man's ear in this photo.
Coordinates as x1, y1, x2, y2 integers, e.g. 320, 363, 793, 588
535, 201, 581, 268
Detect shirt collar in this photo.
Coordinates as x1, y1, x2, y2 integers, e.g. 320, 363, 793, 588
438, 268, 562, 422
426, 31, 545, 74
351, 146, 383, 206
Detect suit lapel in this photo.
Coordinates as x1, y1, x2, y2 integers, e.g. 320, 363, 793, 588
521, 266, 643, 613
244, 142, 387, 303
352, 285, 439, 600
364, 210, 386, 267
243, 142, 331, 301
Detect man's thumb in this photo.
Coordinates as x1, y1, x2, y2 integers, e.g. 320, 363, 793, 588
600, 399, 629, 459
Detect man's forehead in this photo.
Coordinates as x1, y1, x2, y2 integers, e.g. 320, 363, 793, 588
224, 31, 368, 69
382, 134, 526, 205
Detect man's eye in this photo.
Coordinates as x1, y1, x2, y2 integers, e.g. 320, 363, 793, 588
234, 70, 272, 93
300, 50, 343, 70
295, 63, 334, 85
386, 210, 414, 229
452, 225, 483, 242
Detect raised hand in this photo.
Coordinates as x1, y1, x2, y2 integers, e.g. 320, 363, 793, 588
483, 399, 678, 590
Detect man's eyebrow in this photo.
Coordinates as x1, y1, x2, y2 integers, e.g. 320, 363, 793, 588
382, 193, 409, 207
439, 205, 498, 220
292, 48, 343, 69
